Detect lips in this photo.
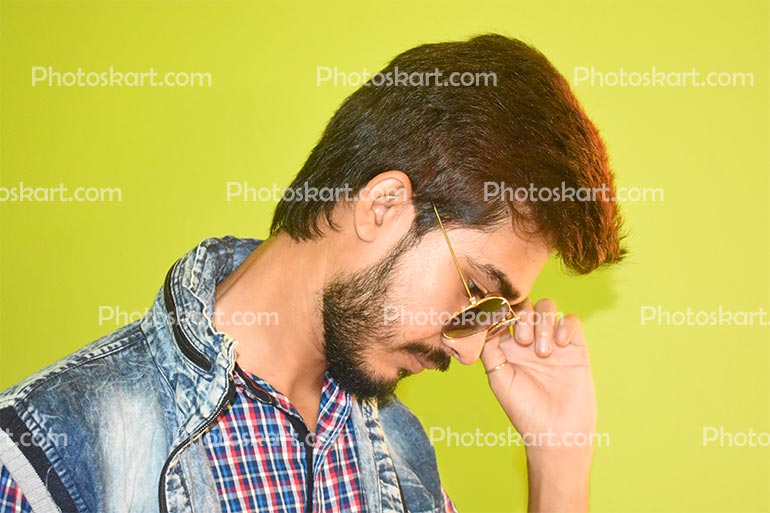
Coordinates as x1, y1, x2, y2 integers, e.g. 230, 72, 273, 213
413, 353, 436, 370
402, 353, 421, 374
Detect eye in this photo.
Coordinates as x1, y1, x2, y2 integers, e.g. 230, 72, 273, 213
467, 278, 485, 297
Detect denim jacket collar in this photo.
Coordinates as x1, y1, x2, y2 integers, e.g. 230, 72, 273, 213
141, 236, 257, 443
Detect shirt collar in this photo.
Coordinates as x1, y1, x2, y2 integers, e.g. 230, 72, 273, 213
233, 363, 353, 444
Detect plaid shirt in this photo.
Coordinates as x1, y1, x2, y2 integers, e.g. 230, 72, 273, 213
0, 365, 457, 512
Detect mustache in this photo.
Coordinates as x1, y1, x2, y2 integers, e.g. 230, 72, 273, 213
402, 341, 452, 372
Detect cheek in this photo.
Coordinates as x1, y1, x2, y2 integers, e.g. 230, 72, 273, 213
381, 244, 468, 340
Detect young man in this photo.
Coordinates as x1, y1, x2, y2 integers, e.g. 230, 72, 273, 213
0, 34, 624, 512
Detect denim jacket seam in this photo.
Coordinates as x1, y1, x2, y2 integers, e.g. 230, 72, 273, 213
7, 324, 146, 401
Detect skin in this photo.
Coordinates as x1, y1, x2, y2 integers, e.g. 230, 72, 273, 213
214, 171, 596, 512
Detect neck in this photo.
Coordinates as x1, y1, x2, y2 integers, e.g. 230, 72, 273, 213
214, 232, 329, 400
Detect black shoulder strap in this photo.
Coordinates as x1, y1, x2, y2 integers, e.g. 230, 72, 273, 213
0, 406, 79, 512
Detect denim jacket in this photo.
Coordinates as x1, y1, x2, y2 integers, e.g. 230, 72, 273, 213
0, 236, 448, 513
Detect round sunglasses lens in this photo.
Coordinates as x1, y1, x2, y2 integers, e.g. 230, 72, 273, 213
442, 297, 511, 338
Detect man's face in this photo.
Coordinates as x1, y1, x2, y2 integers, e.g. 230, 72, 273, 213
322, 220, 550, 400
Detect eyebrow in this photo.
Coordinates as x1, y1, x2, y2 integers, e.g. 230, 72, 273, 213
466, 256, 521, 303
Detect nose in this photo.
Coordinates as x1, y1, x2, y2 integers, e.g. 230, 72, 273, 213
439, 330, 488, 365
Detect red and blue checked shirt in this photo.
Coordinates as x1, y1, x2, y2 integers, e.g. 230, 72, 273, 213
0, 365, 458, 512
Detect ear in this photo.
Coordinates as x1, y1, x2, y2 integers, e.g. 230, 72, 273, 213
353, 171, 413, 242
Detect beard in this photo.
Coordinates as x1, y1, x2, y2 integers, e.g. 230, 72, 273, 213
321, 232, 451, 401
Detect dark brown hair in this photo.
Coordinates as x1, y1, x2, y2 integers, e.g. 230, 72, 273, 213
271, 34, 625, 274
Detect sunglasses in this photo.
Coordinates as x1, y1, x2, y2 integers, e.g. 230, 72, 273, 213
433, 204, 520, 340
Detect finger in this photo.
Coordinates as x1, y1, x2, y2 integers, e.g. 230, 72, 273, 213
513, 297, 534, 346
479, 319, 510, 370
555, 313, 581, 347
534, 298, 559, 358
479, 332, 516, 384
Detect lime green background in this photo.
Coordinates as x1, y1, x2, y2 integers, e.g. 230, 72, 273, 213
1, 1, 768, 512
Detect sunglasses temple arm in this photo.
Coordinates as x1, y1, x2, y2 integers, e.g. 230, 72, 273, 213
432, 204, 474, 302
